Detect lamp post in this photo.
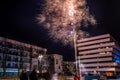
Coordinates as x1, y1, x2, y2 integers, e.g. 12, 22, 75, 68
73, 29, 78, 74
70, 28, 79, 75
73, 28, 81, 79
73, 30, 89, 79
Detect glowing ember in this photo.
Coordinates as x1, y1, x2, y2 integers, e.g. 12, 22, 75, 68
37, 0, 96, 45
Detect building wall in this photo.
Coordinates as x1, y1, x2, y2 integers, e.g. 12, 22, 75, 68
77, 34, 120, 76
51, 54, 63, 74
0, 36, 46, 77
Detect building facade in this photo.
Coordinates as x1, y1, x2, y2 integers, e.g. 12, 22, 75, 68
0, 36, 47, 77
77, 34, 120, 76
48, 54, 63, 74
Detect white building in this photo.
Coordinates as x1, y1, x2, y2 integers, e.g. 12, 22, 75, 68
48, 54, 63, 74
0, 36, 46, 76
77, 34, 120, 77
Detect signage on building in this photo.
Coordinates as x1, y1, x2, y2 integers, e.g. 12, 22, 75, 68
6, 69, 18, 72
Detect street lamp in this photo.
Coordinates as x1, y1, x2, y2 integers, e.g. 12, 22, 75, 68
44, 49, 47, 53
73, 29, 78, 74
38, 55, 43, 61
70, 29, 79, 75
73, 30, 89, 78
38, 55, 43, 73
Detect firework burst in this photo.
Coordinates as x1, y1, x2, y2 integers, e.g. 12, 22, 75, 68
37, 0, 96, 46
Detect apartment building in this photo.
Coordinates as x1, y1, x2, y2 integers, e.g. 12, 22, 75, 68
0, 36, 47, 76
77, 34, 120, 76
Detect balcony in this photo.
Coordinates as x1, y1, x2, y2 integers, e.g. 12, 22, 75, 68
77, 38, 110, 47
79, 48, 113, 55
83, 62, 117, 67
80, 57, 113, 63
85, 68, 116, 72
77, 34, 110, 43
78, 42, 115, 51
80, 53, 112, 59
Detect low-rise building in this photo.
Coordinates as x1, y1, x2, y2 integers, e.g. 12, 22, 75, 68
0, 36, 47, 76
48, 54, 63, 74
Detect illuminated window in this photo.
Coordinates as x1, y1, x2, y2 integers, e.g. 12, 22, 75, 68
106, 52, 110, 54
106, 47, 109, 49
114, 55, 120, 64
99, 52, 105, 54
98, 48, 102, 50
106, 72, 113, 76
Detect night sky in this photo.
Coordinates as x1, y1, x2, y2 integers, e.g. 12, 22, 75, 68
1, 0, 120, 61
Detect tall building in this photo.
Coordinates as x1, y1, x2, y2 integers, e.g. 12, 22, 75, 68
77, 34, 120, 76
0, 36, 47, 76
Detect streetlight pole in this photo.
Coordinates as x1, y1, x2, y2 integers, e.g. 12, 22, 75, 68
73, 29, 82, 80
73, 28, 78, 74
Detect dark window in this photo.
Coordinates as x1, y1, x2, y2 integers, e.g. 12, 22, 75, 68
15, 64, 18, 68
56, 59, 58, 64
0, 55, 1, 60
6, 63, 11, 68
59, 66, 61, 69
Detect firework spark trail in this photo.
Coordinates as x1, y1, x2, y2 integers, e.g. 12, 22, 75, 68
37, 0, 96, 45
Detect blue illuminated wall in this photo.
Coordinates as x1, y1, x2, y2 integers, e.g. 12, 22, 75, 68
114, 50, 120, 64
